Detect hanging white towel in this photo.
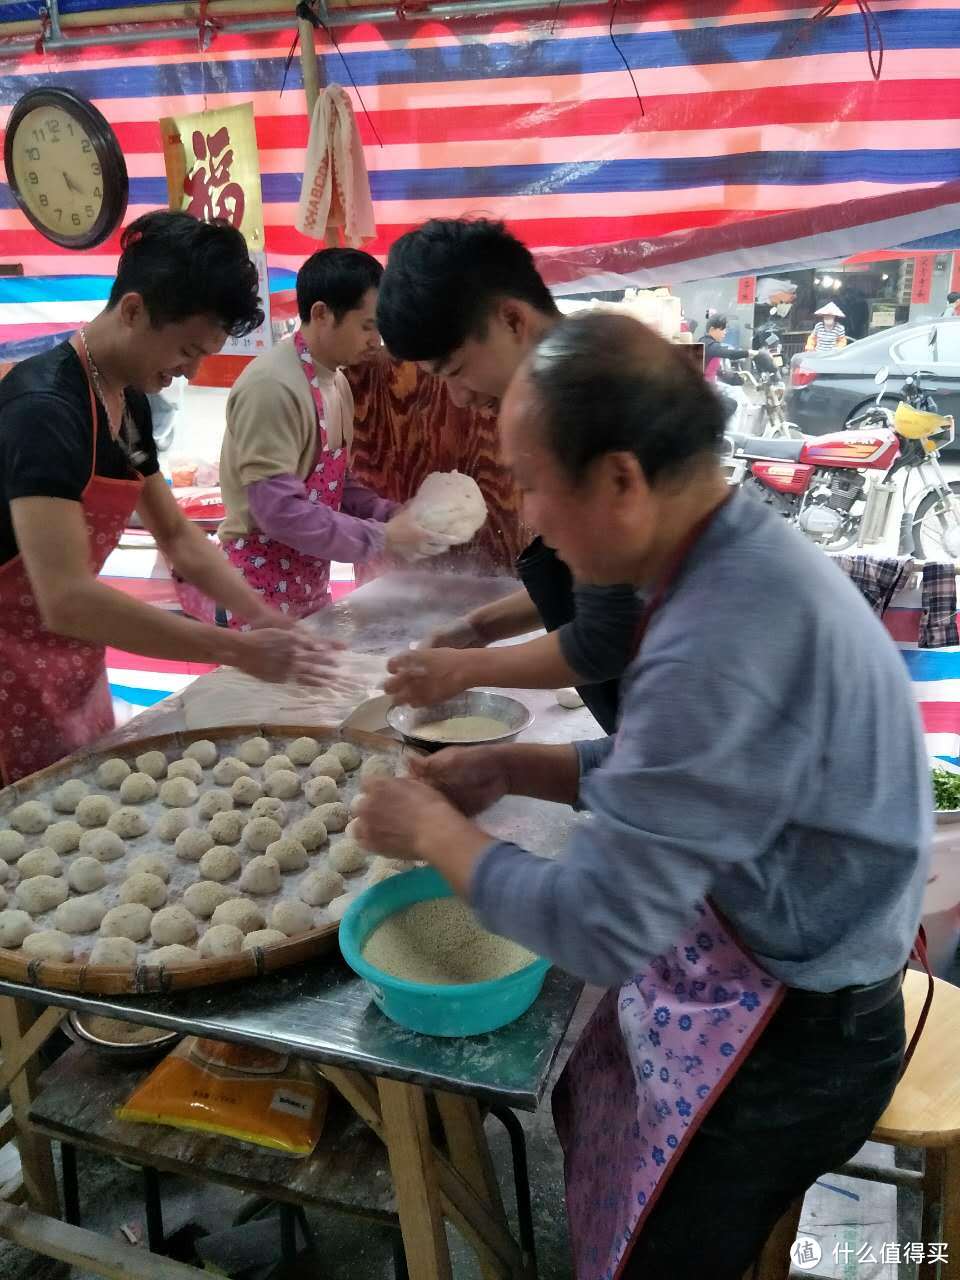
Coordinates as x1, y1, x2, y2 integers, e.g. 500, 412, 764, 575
296, 83, 376, 247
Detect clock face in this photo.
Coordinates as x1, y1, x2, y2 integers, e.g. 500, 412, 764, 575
3, 89, 128, 250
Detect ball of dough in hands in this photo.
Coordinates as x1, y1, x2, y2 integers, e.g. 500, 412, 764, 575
360, 755, 394, 782
44, 821, 82, 855
119, 872, 167, 910
11, 801, 52, 834
232, 776, 264, 807
119, 773, 159, 805
263, 754, 294, 777
183, 740, 218, 768
208, 812, 244, 846
183, 880, 235, 919
151, 905, 198, 946
251, 797, 286, 824
288, 737, 321, 766
211, 898, 265, 935
0, 832, 25, 862
127, 854, 171, 883
298, 867, 344, 906
18, 848, 62, 879
76, 796, 117, 829
290, 812, 327, 851
79, 829, 126, 862
156, 811, 191, 842
369, 856, 408, 885
198, 846, 241, 882
410, 470, 487, 543
213, 757, 251, 787
22, 930, 73, 963
159, 778, 198, 809
313, 802, 349, 834
54, 894, 106, 935
167, 758, 203, 785
264, 770, 301, 801
90, 937, 137, 967
270, 900, 314, 936
265, 838, 308, 872
53, 779, 90, 813
328, 742, 362, 771
243, 928, 288, 950
329, 839, 367, 875
243, 818, 282, 853
107, 808, 151, 839
67, 857, 107, 893
239, 855, 281, 895
238, 736, 271, 767
144, 945, 199, 968
135, 751, 168, 780
304, 776, 338, 808
16, 875, 68, 915
199, 924, 244, 958
175, 829, 215, 863
309, 754, 345, 783
0, 910, 34, 947
100, 903, 152, 942
96, 759, 130, 790
197, 791, 234, 820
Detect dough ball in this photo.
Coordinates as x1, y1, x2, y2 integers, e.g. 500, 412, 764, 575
79, 829, 126, 862
345, 818, 364, 844
329, 741, 363, 771
156, 810, 191, 842
239, 855, 281, 895
360, 755, 394, 782
44, 820, 83, 855
100, 903, 152, 942
199, 923, 244, 958
75, 796, 116, 829
11, 801, 51, 835
183, 740, 218, 768
0, 832, 25, 862
96, 758, 131, 789
243, 928, 288, 950
231, 776, 264, 807
90, 937, 137, 967
309, 754, 345, 783
325, 893, 353, 923
22, 930, 73, 963
314, 802, 349, 834
15, 875, 68, 915
329, 839, 367, 875
556, 686, 585, 709
264, 769, 301, 801
52, 779, 90, 813
304, 776, 338, 808
349, 794, 364, 818
213, 757, 251, 787
175, 829, 214, 863
107, 808, 150, 839
211, 898, 265, 935
410, 470, 487, 544
243, 818, 282, 853
18, 847, 62, 879
67, 857, 107, 894
270, 900, 314, 936
159, 778, 198, 809
198, 846, 241, 882
128, 854, 171, 884
183, 880, 235, 919
251, 797, 286, 824
167, 758, 203, 785
299, 867, 344, 906
263, 754, 294, 777
265, 838, 308, 873
0, 887, 8, 909
135, 750, 168, 780
144, 945, 199, 968
150, 905, 198, 946
197, 790, 234, 821
288, 736, 321, 766
238, 736, 271, 766
290, 812, 328, 852
369, 856, 406, 885
119, 872, 167, 910
0, 910, 34, 948
0, 860, 10, 886
53, 894, 106, 935
208, 812, 245, 846
119, 772, 159, 805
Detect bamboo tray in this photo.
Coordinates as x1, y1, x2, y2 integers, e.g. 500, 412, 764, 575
0, 723, 404, 996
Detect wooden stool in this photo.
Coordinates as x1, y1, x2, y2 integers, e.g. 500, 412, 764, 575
745, 970, 960, 1280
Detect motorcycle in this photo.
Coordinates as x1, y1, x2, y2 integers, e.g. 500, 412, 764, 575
727, 356, 960, 556
723, 330, 799, 439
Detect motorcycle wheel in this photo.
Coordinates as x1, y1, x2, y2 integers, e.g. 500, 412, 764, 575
912, 481, 960, 558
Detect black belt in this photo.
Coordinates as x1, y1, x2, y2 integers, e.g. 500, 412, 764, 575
785, 971, 903, 1025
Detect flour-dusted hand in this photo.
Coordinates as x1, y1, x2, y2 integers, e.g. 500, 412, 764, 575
230, 627, 343, 687
407, 747, 512, 816
384, 649, 475, 707
353, 777, 455, 859
419, 617, 485, 650
384, 508, 457, 561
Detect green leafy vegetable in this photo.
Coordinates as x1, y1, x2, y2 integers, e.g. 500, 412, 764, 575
932, 767, 960, 810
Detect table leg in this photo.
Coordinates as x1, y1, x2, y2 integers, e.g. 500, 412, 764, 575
436, 1091, 507, 1280
938, 1147, 959, 1279
377, 1077, 452, 1280
0, 997, 59, 1216
60, 1144, 80, 1227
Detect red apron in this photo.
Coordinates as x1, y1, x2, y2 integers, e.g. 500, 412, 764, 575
0, 344, 144, 786
221, 330, 348, 630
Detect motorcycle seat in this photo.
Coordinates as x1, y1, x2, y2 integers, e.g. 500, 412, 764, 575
728, 434, 804, 461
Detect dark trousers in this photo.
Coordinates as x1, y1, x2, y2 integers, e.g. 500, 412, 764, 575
621, 986, 905, 1280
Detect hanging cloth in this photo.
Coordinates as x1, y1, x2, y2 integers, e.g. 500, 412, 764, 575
296, 84, 376, 247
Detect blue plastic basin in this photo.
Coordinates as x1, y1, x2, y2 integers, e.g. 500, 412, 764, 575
338, 867, 549, 1037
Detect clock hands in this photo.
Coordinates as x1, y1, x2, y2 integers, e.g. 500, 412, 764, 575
62, 170, 82, 195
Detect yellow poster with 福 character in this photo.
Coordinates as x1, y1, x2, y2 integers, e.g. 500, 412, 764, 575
160, 102, 265, 251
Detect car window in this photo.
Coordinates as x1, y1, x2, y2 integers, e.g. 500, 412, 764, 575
889, 329, 930, 368
933, 321, 960, 368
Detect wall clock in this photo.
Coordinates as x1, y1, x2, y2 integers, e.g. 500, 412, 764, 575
3, 87, 128, 250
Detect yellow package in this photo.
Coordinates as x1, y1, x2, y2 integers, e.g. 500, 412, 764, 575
117, 1038, 328, 1156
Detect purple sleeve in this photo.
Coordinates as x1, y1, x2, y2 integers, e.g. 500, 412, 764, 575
341, 474, 399, 523
247, 473, 386, 564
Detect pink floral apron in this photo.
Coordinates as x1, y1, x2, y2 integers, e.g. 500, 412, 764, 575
221, 331, 348, 630
0, 342, 144, 785
552, 496, 786, 1279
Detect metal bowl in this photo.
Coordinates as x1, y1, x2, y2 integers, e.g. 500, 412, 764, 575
65, 1011, 179, 1063
386, 691, 534, 751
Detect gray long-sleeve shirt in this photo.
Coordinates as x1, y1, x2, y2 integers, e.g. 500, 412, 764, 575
471, 491, 931, 992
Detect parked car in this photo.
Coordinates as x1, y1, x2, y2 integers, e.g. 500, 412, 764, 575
787, 317, 960, 445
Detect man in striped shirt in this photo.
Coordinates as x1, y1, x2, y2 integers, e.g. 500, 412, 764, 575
806, 301, 848, 354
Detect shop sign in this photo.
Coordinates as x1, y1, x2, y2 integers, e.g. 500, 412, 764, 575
950, 252, 960, 296
911, 253, 936, 304
737, 276, 757, 305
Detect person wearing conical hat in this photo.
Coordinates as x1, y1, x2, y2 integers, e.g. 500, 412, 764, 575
806, 301, 847, 354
